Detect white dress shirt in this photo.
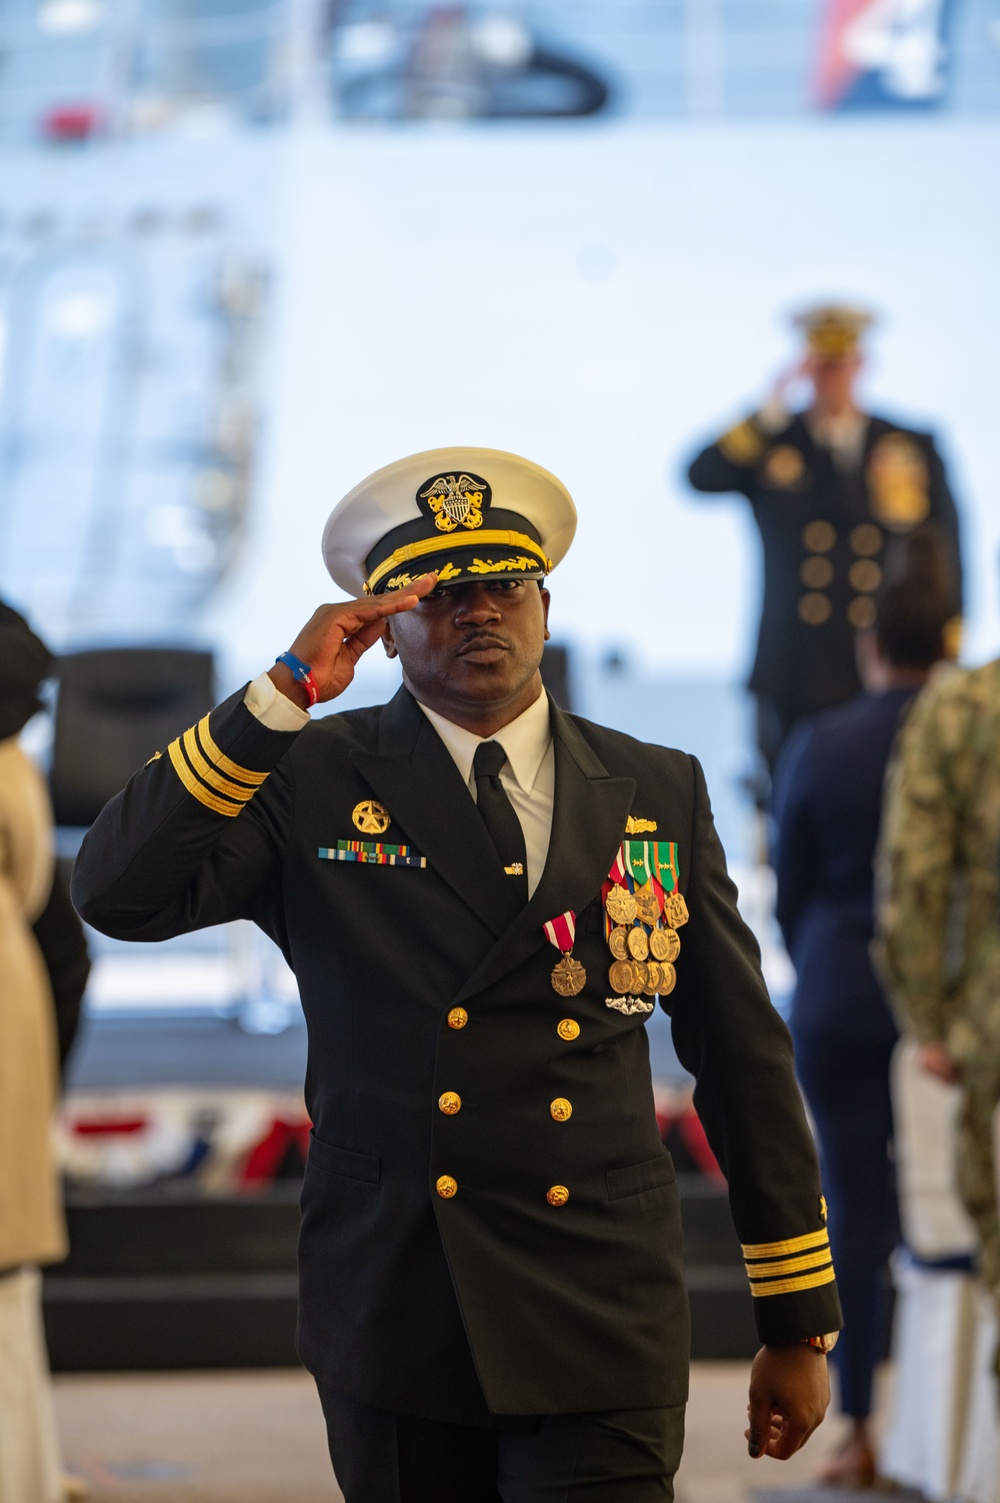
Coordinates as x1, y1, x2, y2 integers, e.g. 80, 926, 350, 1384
416, 692, 554, 898
244, 673, 555, 897
755, 398, 869, 472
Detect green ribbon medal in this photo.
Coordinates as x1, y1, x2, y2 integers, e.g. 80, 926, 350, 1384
651, 842, 678, 893
624, 840, 653, 887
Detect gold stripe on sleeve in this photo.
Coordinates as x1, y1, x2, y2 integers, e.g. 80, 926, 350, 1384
743, 1246, 832, 1280
183, 728, 256, 803
167, 738, 242, 817
196, 716, 268, 786
741, 1228, 831, 1260
748, 1265, 837, 1298
718, 420, 765, 465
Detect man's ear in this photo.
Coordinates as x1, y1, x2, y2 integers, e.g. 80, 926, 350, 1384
541, 585, 552, 642
382, 620, 398, 660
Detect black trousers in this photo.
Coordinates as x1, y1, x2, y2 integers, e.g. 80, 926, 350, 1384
318, 1387, 685, 1503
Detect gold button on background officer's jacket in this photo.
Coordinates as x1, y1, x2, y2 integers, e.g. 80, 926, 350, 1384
550, 1098, 573, 1122
848, 597, 877, 629
438, 1092, 461, 1115
546, 1185, 570, 1206
436, 1175, 458, 1199
800, 556, 834, 589
447, 1007, 468, 1030
798, 592, 832, 626
557, 1018, 580, 1040
850, 523, 883, 556
802, 520, 836, 553
849, 559, 882, 593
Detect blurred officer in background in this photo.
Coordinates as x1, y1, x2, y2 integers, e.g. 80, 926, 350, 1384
877, 573, 1000, 1384
772, 532, 954, 1487
687, 305, 963, 789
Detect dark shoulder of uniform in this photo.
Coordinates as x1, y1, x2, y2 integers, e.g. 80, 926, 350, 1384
563, 711, 696, 785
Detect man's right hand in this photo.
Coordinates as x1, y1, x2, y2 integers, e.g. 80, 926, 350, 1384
268, 573, 438, 710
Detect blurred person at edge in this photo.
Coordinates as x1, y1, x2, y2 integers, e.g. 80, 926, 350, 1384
771, 530, 955, 1487
0, 603, 88, 1503
876, 550, 1000, 1388
686, 306, 962, 794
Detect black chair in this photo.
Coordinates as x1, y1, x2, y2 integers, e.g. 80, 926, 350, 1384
51, 647, 215, 829
540, 643, 573, 711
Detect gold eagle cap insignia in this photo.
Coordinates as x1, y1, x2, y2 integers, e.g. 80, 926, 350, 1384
353, 799, 390, 835
419, 474, 486, 533
625, 816, 658, 834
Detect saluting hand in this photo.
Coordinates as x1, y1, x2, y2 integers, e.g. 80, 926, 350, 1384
268, 573, 439, 710
745, 1344, 830, 1460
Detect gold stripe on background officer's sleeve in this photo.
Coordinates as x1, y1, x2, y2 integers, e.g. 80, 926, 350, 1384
741, 1225, 835, 1299
718, 420, 765, 466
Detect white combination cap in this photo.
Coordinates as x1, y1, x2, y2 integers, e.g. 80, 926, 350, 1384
322, 446, 577, 596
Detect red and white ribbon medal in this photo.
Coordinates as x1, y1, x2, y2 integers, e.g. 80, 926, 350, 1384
543, 910, 586, 997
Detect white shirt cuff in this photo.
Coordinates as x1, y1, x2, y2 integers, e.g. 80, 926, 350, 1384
244, 671, 311, 731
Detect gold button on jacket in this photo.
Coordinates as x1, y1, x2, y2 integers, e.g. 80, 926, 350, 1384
447, 1007, 468, 1030
550, 1098, 573, 1122
546, 1185, 570, 1206
436, 1175, 458, 1199
438, 1092, 462, 1115
556, 1018, 580, 1040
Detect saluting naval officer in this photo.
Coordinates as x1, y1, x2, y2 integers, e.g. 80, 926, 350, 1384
73, 449, 842, 1502
687, 306, 962, 780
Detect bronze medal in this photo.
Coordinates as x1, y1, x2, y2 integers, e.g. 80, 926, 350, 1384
606, 885, 638, 926
643, 960, 663, 996
663, 892, 690, 929
649, 926, 680, 964
551, 954, 586, 998
633, 882, 660, 926
658, 961, 677, 995
608, 958, 636, 995
608, 926, 629, 961
630, 960, 649, 992
626, 926, 649, 962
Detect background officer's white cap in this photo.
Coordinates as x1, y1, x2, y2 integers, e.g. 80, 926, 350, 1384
323, 447, 577, 596
792, 303, 875, 358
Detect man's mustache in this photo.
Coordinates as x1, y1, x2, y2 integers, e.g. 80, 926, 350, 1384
457, 632, 510, 655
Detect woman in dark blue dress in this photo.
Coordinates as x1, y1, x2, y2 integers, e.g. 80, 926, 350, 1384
772, 534, 954, 1486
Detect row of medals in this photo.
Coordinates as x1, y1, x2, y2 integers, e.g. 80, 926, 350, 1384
606, 880, 689, 998
548, 880, 690, 999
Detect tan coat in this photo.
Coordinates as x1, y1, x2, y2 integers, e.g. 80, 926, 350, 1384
0, 737, 66, 1270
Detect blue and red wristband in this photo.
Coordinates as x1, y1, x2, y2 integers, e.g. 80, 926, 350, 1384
275, 651, 319, 707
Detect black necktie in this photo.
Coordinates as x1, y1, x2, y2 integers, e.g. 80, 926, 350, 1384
473, 741, 529, 912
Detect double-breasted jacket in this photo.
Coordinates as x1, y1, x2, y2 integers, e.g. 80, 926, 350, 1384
73, 685, 841, 1419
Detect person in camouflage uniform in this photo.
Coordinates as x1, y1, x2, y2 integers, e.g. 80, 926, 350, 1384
876, 657, 1000, 1370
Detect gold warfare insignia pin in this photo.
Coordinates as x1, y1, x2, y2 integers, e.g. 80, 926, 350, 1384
625, 816, 657, 834
353, 799, 390, 835
417, 472, 489, 534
